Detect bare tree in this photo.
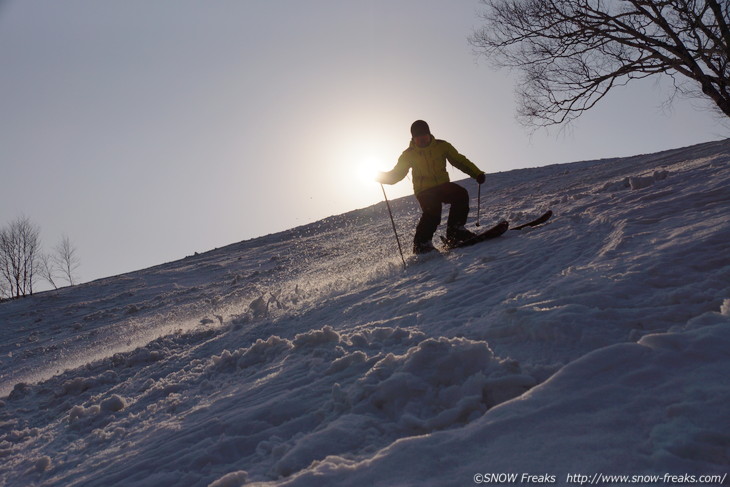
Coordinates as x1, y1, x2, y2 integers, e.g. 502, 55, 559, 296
0, 216, 41, 298
55, 235, 80, 286
38, 253, 59, 291
470, 0, 730, 127
0, 276, 8, 301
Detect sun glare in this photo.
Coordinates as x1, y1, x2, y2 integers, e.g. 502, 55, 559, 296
356, 155, 385, 185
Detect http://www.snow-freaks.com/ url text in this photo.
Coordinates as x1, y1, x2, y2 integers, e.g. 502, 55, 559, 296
472, 472, 728, 485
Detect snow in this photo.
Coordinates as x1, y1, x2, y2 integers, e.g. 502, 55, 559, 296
1, 139, 729, 486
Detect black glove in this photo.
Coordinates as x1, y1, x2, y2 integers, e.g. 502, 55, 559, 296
475, 173, 486, 185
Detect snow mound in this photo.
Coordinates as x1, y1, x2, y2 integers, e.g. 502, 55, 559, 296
263, 330, 534, 479
345, 337, 533, 431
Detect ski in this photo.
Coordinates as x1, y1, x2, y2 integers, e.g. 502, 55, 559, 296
438, 211, 552, 251
511, 210, 553, 230
438, 210, 552, 251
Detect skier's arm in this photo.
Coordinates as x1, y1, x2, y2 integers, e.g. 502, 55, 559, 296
376, 155, 410, 185
444, 142, 484, 180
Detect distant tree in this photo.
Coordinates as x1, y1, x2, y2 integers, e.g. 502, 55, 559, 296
38, 252, 59, 291
34, 235, 81, 292
0, 277, 8, 301
470, 0, 730, 127
55, 235, 80, 286
0, 216, 41, 298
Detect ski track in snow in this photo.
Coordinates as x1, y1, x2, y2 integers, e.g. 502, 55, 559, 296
1, 139, 729, 486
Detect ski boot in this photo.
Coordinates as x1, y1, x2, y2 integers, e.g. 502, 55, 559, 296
413, 240, 436, 255
445, 225, 477, 246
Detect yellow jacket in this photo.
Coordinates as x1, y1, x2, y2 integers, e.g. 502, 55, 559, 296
379, 136, 484, 194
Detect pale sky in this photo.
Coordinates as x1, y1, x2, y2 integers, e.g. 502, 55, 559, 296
1, 0, 726, 284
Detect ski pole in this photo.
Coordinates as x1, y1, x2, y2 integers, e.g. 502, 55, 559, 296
380, 184, 407, 269
475, 182, 482, 227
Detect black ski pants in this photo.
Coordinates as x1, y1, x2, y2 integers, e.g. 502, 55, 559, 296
414, 182, 469, 244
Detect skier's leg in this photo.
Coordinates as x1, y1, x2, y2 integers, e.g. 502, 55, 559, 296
414, 187, 442, 252
443, 183, 470, 229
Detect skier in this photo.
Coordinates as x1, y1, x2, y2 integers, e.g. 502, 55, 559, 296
376, 120, 486, 254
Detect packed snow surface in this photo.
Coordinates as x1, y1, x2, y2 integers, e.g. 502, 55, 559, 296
1, 140, 729, 486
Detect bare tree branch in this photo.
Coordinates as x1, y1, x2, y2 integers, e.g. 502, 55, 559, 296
38, 253, 59, 291
471, 0, 730, 127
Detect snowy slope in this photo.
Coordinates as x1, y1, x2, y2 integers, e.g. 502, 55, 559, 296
1, 139, 729, 487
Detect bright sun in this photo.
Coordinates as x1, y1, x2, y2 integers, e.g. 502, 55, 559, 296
356, 155, 385, 185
